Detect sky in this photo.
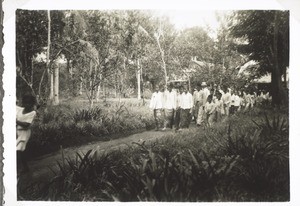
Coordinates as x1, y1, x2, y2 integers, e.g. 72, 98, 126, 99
158, 10, 220, 29
154, 10, 229, 39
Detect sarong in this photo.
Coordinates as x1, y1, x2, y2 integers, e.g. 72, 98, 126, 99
180, 109, 191, 128
164, 109, 174, 129
154, 109, 164, 130
196, 106, 206, 125
193, 102, 200, 121
174, 109, 181, 130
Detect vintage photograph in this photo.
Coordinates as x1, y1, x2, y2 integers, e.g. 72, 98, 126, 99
14, 8, 290, 202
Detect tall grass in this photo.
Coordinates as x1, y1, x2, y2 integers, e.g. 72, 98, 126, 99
27, 100, 155, 158
21, 106, 289, 201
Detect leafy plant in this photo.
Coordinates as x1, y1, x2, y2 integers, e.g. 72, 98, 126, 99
72, 107, 105, 122
252, 113, 288, 136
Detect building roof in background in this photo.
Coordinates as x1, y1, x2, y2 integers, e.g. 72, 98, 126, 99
237, 60, 259, 77
190, 57, 214, 68
253, 69, 289, 83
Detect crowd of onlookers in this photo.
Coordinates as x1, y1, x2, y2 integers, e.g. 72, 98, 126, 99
149, 82, 272, 131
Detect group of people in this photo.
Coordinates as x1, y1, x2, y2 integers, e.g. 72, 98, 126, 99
149, 81, 272, 131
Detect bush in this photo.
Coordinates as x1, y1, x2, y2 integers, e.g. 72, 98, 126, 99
22, 106, 289, 201
27, 101, 155, 158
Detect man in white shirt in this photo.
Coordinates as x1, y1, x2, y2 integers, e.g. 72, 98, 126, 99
243, 91, 251, 112
204, 94, 216, 127
215, 91, 224, 122
197, 82, 210, 126
217, 85, 225, 96
179, 85, 193, 129
234, 91, 241, 112
193, 83, 201, 122
222, 87, 232, 116
174, 86, 183, 131
149, 85, 164, 131
163, 84, 177, 130
230, 90, 236, 115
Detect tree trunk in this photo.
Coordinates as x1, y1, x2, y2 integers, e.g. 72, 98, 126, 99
103, 80, 106, 102
53, 64, 59, 105
49, 70, 54, 101
283, 66, 287, 88
271, 11, 284, 106
95, 85, 101, 102
47, 10, 54, 103
140, 63, 143, 98
96, 74, 102, 102
79, 81, 83, 95
188, 75, 191, 92
156, 37, 168, 86
31, 55, 34, 88
137, 59, 141, 100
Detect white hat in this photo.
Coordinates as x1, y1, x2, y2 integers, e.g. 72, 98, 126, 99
201, 82, 207, 86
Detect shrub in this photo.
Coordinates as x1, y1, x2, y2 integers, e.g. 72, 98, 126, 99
21, 106, 289, 201
72, 107, 105, 122
27, 101, 155, 158
222, 113, 289, 201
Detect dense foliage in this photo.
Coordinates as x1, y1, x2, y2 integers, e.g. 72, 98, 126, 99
20, 106, 289, 201
16, 10, 287, 106
229, 10, 289, 105
25, 99, 155, 158
16, 9, 290, 202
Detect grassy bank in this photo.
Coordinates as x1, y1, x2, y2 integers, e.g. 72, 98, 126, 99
26, 99, 155, 158
21, 106, 289, 201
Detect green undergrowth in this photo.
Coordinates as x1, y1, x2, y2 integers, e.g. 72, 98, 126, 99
26, 100, 155, 158
20, 106, 289, 201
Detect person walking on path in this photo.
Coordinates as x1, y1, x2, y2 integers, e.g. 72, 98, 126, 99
17, 94, 37, 175
215, 91, 224, 122
230, 89, 237, 115
192, 83, 201, 123
179, 85, 193, 129
243, 91, 251, 112
196, 82, 210, 126
217, 84, 225, 96
174, 86, 183, 131
222, 87, 232, 117
163, 84, 177, 130
204, 94, 216, 127
149, 85, 164, 131
234, 90, 241, 112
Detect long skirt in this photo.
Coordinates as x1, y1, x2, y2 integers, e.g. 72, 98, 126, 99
207, 113, 215, 127
196, 106, 205, 125
224, 104, 230, 116
193, 102, 200, 121
215, 110, 222, 122
229, 105, 235, 115
180, 109, 191, 128
164, 109, 174, 128
154, 109, 164, 130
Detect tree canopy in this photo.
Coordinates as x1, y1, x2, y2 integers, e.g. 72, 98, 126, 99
229, 10, 289, 105
16, 10, 289, 106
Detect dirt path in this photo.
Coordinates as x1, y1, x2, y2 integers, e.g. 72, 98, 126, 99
20, 127, 193, 188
